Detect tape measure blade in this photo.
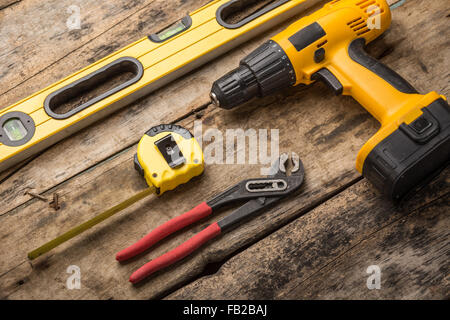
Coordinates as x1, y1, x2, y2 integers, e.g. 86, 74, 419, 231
28, 187, 156, 260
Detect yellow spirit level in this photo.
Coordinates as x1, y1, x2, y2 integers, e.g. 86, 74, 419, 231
28, 124, 204, 259
0, 0, 319, 172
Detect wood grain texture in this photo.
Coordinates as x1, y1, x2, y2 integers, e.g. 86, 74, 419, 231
0, 0, 157, 99
0, 0, 20, 11
168, 172, 449, 300
0, 0, 448, 300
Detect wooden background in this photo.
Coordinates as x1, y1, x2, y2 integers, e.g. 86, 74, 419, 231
0, 0, 448, 299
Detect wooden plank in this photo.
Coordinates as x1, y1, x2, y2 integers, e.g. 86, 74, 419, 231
167, 173, 449, 300
0, 0, 448, 299
0, 0, 20, 11
283, 198, 450, 299
0, 0, 324, 215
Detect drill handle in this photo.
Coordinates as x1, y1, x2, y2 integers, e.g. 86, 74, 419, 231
313, 38, 426, 125
346, 39, 417, 94
311, 38, 444, 175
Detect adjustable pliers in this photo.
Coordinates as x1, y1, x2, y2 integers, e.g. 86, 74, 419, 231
116, 153, 305, 283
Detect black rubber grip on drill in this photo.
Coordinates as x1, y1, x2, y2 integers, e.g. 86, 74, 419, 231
211, 40, 296, 109
348, 38, 418, 94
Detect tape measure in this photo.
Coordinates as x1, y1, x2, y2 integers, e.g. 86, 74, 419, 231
0, 0, 318, 172
28, 124, 204, 260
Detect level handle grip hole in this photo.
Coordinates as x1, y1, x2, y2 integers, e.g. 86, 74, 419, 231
44, 57, 143, 119
217, 0, 290, 29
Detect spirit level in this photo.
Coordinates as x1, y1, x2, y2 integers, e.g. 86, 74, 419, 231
0, 0, 319, 172
28, 124, 204, 260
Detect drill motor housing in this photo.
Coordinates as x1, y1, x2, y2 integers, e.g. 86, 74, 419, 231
210, 0, 450, 201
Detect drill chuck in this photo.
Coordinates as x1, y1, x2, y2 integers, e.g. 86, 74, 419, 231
210, 40, 296, 109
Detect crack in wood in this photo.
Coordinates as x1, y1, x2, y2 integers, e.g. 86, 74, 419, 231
0, 0, 21, 11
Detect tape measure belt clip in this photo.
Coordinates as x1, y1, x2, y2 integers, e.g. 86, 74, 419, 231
154, 134, 186, 169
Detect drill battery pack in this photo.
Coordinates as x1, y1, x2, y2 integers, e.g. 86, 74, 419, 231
363, 98, 449, 201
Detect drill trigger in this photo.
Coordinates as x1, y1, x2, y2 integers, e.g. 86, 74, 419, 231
311, 68, 344, 95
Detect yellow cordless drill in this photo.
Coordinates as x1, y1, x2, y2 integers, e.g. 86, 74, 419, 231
210, 0, 449, 201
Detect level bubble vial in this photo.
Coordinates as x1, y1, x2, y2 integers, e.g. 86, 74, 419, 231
3, 118, 28, 142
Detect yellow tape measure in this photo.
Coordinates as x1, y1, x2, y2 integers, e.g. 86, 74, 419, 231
0, 0, 318, 172
28, 124, 204, 260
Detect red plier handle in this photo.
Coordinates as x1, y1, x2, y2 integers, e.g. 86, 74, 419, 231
128, 222, 221, 283
116, 201, 220, 284
116, 201, 213, 261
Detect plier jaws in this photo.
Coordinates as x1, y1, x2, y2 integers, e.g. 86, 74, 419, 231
207, 152, 304, 209
116, 153, 305, 284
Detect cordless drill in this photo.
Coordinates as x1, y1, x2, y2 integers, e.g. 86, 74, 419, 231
210, 0, 449, 201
